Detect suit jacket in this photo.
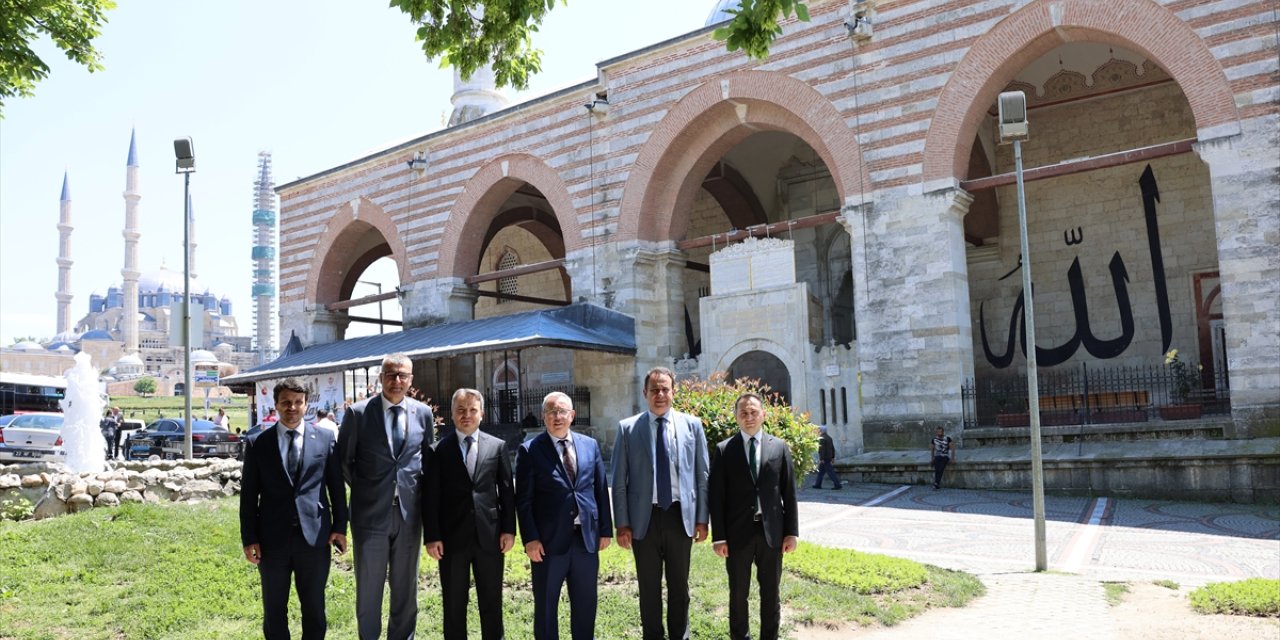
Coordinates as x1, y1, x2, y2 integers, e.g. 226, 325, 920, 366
708, 432, 798, 549
240, 423, 349, 549
422, 429, 516, 549
338, 395, 433, 535
611, 410, 709, 539
515, 431, 613, 556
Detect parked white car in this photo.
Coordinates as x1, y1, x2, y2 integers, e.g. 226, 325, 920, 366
0, 412, 66, 463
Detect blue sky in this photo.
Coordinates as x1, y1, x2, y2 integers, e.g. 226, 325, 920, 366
0, 0, 718, 344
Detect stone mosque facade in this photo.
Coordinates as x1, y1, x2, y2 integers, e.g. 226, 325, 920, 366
258, 0, 1277, 454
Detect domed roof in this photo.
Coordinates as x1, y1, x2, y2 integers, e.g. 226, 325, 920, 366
54, 344, 75, 353
47, 341, 78, 352
115, 353, 144, 366
137, 263, 200, 294
12, 340, 44, 352
705, 0, 741, 26
80, 329, 114, 341
190, 349, 218, 364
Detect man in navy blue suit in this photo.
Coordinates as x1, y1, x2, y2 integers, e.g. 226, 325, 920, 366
516, 391, 613, 640
240, 378, 349, 640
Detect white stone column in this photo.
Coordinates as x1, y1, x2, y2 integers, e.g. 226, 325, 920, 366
1194, 130, 1280, 436
845, 188, 975, 449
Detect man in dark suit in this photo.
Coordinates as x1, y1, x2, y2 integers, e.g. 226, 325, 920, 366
709, 392, 799, 640
516, 391, 613, 640
812, 426, 842, 489
338, 353, 433, 640
612, 367, 709, 640
240, 378, 349, 640
422, 388, 516, 640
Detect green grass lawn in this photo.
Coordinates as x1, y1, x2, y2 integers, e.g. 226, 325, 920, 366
110, 396, 252, 426
0, 499, 983, 639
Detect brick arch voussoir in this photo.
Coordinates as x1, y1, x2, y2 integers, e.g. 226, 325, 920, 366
306, 197, 408, 307
439, 154, 580, 280
923, 0, 1239, 185
620, 70, 869, 242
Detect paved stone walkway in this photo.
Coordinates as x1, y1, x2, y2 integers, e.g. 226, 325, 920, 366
793, 482, 1280, 638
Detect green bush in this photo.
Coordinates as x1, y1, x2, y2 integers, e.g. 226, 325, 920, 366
674, 372, 820, 479
0, 496, 33, 521
786, 542, 927, 593
1189, 578, 1280, 617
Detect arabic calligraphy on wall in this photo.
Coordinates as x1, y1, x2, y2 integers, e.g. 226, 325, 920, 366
978, 165, 1174, 369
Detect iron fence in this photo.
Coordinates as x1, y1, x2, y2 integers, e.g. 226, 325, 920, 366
962, 360, 1229, 429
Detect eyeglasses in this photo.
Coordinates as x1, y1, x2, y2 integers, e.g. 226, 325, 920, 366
381, 372, 412, 381
543, 408, 572, 417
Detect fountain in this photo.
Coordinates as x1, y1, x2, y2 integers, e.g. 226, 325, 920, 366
59, 352, 106, 473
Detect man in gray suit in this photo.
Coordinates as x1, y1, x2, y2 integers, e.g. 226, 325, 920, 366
612, 367, 709, 640
338, 353, 433, 640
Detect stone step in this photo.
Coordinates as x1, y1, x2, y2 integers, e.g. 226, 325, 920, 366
962, 418, 1232, 448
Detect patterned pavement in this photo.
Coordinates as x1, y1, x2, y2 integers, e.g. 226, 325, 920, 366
793, 482, 1279, 639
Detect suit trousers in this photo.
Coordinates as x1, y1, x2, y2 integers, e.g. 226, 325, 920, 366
531, 530, 598, 640
725, 522, 782, 640
354, 504, 423, 640
259, 527, 331, 640
632, 503, 693, 640
438, 536, 505, 640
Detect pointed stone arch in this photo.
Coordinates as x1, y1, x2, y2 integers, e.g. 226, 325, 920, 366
618, 70, 870, 242
922, 0, 1239, 186
306, 197, 407, 307
438, 154, 581, 279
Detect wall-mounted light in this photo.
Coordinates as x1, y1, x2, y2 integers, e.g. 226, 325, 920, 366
584, 98, 609, 118
845, 0, 875, 41
406, 151, 428, 175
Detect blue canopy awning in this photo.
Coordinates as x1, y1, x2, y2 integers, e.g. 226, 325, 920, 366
223, 303, 635, 384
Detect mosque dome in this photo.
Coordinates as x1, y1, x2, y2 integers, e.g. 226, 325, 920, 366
705, 0, 741, 26
137, 263, 199, 294
12, 340, 44, 352
116, 353, 143, 366
190, 349, 218, 364
80, 329, 114, 341
54, 345, 75, 353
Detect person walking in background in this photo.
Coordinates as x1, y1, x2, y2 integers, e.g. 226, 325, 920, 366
709, 393, 799, 640
313, 409, 339, 437
812, 426, 842, 489
338, 354, 433, 640
930, 427, 956, 490
240, 378, 348, 640
214, 407, 231, 429
611, 367, 709, 640
516, 391, 613, 640
99, 408, 118, 459
421, 388, 516, 640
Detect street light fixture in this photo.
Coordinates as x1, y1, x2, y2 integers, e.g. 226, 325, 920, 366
998, 91, 1047, 571
358, 279, 384, 334
174, 137, 195, 460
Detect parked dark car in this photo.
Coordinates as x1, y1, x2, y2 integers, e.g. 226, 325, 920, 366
126, 418, 239, 460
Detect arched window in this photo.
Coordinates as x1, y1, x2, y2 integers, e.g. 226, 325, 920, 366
497, 249, 519, 301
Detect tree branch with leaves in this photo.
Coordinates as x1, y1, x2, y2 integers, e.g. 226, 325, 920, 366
0, 0, 116, 117
387, 0, 808, 91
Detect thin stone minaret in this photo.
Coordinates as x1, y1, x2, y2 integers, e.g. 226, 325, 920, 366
121, 129, 142, 354
252, 152, 277, 364
55, 172, 74, 335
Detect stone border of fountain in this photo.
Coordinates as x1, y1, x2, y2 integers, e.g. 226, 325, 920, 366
0, 458, 243, 520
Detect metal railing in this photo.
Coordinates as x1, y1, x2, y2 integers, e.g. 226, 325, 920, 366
962, 360, 1230, 429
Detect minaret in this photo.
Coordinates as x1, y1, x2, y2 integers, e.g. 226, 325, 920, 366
121, 129, 142, 354
55, 172, 74, 335
448, 66, 508, 126
252, 152, 277, 364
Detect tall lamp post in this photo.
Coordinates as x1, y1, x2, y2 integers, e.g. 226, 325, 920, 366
174, 138, 196, 460
997, 91, 1047, 571
358, 279, 384, 334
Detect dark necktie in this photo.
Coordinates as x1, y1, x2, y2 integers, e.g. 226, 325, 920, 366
390, 405, 404, 455
464, 435, 476, 478
287, 429, 301, 483
748, 436, 758, 484
655, 417, 672, 508
559, 438, 577, 485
